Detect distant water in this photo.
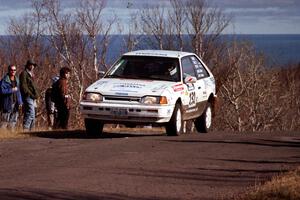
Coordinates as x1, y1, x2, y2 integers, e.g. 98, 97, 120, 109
108, 34, 300, 67
226, 34, 300, 66
1, 34, 299, 67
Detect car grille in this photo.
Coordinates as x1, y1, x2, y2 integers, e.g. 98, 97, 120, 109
103, 95, 141, 103
87, 114, 159, 122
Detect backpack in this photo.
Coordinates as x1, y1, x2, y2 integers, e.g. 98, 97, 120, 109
45, 87, 53, 111
51, 80, 60, 104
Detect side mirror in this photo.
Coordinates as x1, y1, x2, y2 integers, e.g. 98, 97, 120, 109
184, 75, 197, 84
98, 71, 106, 78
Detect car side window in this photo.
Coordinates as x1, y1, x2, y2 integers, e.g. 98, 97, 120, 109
190, 56, 209, 79
181, 57, 197, 78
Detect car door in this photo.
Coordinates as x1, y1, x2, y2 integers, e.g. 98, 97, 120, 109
181, 57, 200, 119
190, 55, 210, 100
181, 56, 210, 119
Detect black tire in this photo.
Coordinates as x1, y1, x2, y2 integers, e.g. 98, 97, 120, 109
85, 119, 104, 137
195, 102, 212, 133
165, 103, 183, 136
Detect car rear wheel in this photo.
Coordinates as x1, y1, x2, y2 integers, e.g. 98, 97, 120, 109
85, 119, 104, 137
166, 103, 183, 136
195, 102, 212, 133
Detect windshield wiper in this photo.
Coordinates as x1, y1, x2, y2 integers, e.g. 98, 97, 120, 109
149, 75, 173, 81
105, 74, 124, 78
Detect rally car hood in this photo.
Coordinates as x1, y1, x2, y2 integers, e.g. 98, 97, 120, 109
86, 78, 177, 97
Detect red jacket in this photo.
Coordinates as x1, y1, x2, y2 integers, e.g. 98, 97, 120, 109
54, 77, 70, 109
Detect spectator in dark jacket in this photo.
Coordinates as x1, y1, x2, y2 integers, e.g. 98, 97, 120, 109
53, 67, 71, 129
0, 65, 23, 130
19, 59, 39, 131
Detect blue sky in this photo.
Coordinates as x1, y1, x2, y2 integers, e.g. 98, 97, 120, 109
0, 0, 299, 34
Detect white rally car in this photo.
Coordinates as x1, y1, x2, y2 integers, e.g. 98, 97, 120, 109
80, 50, 216, 136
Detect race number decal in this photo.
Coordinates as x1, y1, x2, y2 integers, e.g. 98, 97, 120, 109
189, 91, 196, 107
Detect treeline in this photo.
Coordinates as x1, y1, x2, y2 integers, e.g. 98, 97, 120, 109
214, 43, 300, 131
0, 0, 299, 131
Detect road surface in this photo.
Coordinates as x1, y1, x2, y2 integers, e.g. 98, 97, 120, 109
0, 129, 299, 200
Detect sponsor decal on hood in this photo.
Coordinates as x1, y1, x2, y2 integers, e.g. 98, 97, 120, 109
112, 82, 146, 91
87, 78, 175, 96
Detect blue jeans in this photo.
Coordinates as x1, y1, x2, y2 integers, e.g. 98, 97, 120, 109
0, 111, 19, 130
23, 97, 35, 130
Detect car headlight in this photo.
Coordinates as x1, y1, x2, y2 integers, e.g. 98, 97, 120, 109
141, 96, 168, 105
82, 92, 103, 102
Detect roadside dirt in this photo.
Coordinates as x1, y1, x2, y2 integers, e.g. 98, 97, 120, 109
0, 129, 299, 200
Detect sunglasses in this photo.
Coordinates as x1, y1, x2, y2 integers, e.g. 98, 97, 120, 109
10, 69, 17, 72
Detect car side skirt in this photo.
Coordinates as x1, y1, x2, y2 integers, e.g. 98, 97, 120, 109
182, 101, 207, 121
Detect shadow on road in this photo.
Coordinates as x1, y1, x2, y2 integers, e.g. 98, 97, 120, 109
0, 188, 176, 200
24, 130, 164, 139
163, 138, 300, 148
112, 167, 277, 187
212, 158, 300, 164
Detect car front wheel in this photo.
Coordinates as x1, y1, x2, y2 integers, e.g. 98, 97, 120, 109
85, 119, 104, 137
195, 102, 212, 133
166, 104, 183, 136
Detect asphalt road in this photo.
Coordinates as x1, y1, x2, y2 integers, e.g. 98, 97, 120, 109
0, 129, 299, 200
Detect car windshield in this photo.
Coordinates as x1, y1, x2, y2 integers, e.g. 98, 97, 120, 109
106, 56, 181, 82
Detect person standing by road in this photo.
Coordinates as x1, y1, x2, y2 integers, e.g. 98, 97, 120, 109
0, 65, 23, 131
52, 67, 71, 129
45, 76, 59, 130
19, 60, 39, 131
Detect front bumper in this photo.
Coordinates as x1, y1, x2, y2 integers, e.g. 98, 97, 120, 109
80, 101, 174, 123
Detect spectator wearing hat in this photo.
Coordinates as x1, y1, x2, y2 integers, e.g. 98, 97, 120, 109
19, 59, 39, 131
0, 65, 23, 130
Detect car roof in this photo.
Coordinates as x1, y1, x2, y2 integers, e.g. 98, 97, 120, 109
123, 50, 195, 59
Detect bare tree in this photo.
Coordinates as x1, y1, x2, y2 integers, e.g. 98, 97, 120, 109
77, 0, 116, 79
168, 0, 186, 51
214, 41, 297, 132
7, 15, 39, 63
4, 0, 58, 127
34, 0, 90, 126
135, 0, 231, 63
2, 0, 118, 128
39, 0, 118, 127
77, 0, 105, 79
139, 5, 167, 50
217, 42, 250, 131
119, 13, 142, 52
185, 0, 231, 60
276, 65, 300, 130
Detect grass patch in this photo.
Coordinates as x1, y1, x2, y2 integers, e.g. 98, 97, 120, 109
0, 126, 165, 140
240, 167, 300, 200
0, 129, 29, 140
